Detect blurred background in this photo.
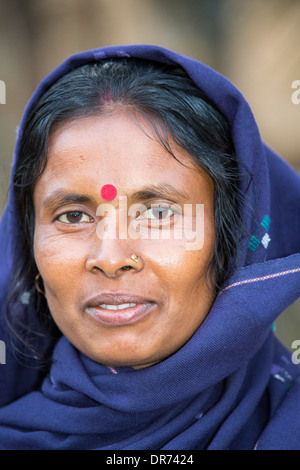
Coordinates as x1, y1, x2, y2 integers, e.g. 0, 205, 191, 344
0, 0, 299, 350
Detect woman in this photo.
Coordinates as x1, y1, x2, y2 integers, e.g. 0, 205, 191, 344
0, 44, 299, 450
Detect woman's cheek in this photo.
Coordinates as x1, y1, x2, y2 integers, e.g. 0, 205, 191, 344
138, 237, 188, 265
34, 231, 86, 281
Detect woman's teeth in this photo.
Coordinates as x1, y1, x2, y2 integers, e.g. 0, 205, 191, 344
99, 303, 137, 310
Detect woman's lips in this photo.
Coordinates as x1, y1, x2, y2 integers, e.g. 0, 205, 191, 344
85, 302, 156, 326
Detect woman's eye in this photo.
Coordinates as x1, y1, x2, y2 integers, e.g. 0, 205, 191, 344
142, 206, 176, 221
57, 211, 91, 224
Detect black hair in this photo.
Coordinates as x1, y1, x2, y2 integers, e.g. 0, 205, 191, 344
7, 58, 244, 366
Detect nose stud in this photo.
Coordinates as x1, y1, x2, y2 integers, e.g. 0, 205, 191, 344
121, 254, 140, 271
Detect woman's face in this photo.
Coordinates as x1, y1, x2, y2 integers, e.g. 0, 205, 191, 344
33, 111, 215, 369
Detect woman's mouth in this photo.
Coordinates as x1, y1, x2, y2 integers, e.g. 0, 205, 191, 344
84, 293, 157, 326
86, 303, 156, 326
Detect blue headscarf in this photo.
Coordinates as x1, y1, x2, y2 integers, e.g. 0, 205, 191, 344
0, 45, 299, 450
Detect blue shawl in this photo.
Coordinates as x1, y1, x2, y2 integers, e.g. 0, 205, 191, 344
0, 45, 299, 450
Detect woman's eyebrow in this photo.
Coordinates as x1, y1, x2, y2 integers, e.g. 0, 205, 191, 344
127, 184, 190, 204
41, 191, 97, 212
41, 184, 190, 212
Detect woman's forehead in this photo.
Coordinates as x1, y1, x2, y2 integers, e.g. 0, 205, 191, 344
36, 113, 212, 201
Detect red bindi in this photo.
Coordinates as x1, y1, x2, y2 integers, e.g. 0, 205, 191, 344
101, 184, 117, 201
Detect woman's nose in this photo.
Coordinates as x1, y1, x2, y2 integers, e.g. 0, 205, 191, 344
85, 238, 143, 278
